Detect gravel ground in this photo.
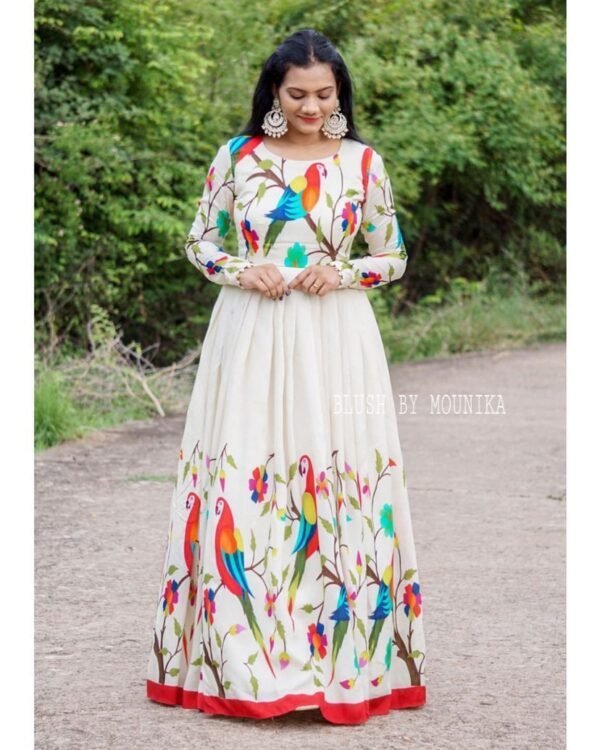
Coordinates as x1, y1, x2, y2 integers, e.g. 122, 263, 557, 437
35, 342, 565, 750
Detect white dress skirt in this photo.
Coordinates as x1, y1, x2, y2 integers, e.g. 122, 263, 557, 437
145, 134, 427, 725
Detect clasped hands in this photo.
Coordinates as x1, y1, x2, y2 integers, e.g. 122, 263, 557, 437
238, 263, 341, 300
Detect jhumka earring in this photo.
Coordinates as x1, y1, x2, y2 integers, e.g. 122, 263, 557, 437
261, 96, 288, 138
321, 99, 348, 139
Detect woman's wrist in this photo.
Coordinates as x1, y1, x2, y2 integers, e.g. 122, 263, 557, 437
328, 259, 352, 289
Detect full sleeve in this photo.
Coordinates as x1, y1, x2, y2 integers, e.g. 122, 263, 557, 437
329, 149, 408, 290
184, 143, 254, 287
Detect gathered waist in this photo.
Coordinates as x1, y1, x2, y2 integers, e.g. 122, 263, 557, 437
237, 253, 349, 284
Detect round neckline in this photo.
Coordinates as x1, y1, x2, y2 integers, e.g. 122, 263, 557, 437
260, 135, 346, 163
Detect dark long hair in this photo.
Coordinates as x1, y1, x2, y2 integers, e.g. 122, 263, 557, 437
236, 28, 368, 145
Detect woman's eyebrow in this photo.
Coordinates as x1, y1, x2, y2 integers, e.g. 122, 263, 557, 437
285, 85, 334, 92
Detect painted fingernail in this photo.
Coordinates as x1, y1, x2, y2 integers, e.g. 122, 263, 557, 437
285, 288, 291, 295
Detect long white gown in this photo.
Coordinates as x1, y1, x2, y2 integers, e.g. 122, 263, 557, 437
145, 133, 427, 724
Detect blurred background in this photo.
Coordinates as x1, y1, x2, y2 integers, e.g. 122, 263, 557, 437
34, 0, 565, 449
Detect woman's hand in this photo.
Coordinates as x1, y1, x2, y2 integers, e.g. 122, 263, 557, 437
238, 264, 289, 300
287, 264, 341, 296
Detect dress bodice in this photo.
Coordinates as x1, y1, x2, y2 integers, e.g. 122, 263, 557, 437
185, 134, 409, 290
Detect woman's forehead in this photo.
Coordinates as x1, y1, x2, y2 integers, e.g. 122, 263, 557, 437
282, 63, 336, 89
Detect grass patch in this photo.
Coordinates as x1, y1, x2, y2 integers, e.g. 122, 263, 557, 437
373, 275, 565, 362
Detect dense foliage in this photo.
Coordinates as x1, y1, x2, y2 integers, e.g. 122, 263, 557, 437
35, 0, 565, 364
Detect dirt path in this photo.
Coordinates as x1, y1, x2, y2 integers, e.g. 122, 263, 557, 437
35, 342, 565, 749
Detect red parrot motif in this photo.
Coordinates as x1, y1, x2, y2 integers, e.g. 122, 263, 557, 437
214, 496, 276, 678
361, 146, 373, 200
287, 454, 320, 631
230, 135, 262, 165
183, 491, 201, 575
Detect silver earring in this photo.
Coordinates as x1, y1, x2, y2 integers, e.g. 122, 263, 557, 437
262, 96, 288, 138
321, 99, 348, 139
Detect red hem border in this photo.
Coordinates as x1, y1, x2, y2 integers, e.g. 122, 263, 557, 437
146, 679, 426, 725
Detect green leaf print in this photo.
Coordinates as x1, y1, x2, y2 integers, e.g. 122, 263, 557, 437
173, 618, 182, 637
167, 564, 178, 575
375, 448, 383, 473
319, 516, 334, 534
276, 620, 285, 640
248, 651, 259, 665
385, 221, 393, 244
356, 617, 366, 641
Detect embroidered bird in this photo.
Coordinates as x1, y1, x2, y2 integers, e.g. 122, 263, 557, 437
367, 562, 394, 660
327, 583, 351, 686
263, 164, 327, 254
214, 496, 276, 678
183, 491, 201, 576
361, 146, 373, 200
229, 134, 262, 165
287, 454, 320, 631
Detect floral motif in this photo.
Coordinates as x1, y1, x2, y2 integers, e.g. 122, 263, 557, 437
316, 470, 329, 498
162, 579, 179, 615
265, 591, 277, 617
307, 622, 328, 660
216, 210, 231, 238
341, 201, 358, 236
284, 242, 308, 268
359, 270, 383, 288
249, 464, 268, 503
380, 503, 394, 537
403, 582, 422, 621
203, 587, 216, 624
240, 219, 260, 253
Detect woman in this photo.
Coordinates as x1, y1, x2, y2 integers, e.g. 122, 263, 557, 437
146, 27, 427, 725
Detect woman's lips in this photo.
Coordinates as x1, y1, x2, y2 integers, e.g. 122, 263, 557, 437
298, 115, 321, 122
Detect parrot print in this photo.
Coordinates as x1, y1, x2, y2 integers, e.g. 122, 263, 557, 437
214, 496, 277, 678
367, 561, 394, 660
287, 453, 320, 630
183, 491, 201, 575
263, 163, 327, 255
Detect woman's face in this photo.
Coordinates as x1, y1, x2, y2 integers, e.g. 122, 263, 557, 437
273, 63, 339, 136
